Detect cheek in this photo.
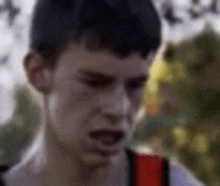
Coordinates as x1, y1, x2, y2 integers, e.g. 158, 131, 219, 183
48, 93, 69, 135
129, 91, 144, 121
48, 84, 98, 136
132, 91, 143, 107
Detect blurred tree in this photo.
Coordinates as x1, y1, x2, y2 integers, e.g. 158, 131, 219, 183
161, 0, 183, 25
0, 85, 41, 165
156, 0, 220, 25
0, 0, 20, 25
210, 0, 219, 14
160, 24, 220, 186
133, 23, 220, 186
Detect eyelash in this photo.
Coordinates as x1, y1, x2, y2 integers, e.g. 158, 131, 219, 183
126, 80, 146, 91
83, 79, 146, 92
83, 80, 112, 88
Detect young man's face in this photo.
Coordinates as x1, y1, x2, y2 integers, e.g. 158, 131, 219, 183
32, 42, 155, 166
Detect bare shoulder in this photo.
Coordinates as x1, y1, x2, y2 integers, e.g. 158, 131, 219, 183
170, 160, 206, 186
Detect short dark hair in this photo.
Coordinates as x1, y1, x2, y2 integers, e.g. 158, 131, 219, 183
30, 0, 161, 68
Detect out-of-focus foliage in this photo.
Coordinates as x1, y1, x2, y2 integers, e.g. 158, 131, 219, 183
0, 85, 41, 165
165, 24, 220, 119
133, 24, 220, 186
144, 59, 171, 115
148, 59, 171, 82
160, 0, 220, 25
162, 26, 220, 186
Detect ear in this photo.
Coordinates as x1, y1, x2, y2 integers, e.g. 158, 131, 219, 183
24, 52, 54, 94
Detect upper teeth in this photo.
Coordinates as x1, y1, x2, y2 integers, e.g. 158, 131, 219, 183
98, 135, 115, 143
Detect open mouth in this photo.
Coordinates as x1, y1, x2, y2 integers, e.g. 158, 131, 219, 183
89, 130, 125, 146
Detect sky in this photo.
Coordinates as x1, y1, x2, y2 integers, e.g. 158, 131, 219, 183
1, 0, 220, 125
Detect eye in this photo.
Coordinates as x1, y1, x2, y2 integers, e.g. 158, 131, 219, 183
83, 79, 113, 88
126, 80, 145, 91
126, 75, 148, 92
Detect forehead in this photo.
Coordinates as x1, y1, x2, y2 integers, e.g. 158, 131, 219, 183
56, 42, 155, 77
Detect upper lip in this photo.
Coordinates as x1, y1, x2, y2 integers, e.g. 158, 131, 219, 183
89, 129, 125, 141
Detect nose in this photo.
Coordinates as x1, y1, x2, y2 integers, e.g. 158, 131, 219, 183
102, 86, 131, 123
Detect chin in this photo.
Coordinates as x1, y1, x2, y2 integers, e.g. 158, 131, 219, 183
80, 152, 116, 168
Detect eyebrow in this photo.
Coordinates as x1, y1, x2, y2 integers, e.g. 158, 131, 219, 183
78, 69, 116, 80
78, 69, 148, 81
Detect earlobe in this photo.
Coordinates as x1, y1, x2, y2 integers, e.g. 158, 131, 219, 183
23, 52, 53, 94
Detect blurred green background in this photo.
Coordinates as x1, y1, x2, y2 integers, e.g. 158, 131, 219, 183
131, 26, 220, 186
1, 26, 220, 186
1, 0, 220, 186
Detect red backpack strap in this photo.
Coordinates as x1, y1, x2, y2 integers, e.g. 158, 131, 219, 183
133, 154, 169, 186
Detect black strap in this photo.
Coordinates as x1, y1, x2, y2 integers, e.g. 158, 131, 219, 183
0, 165, 9, 186
125, 148, 137, 186
162, 157, 170, 186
